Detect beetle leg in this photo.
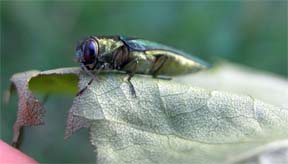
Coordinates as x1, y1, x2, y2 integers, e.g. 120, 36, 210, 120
77, 63, 104, 96
96, 63, 110, 74
123, 58, 139, 97
151, 55, 168, 78
76, 78, 94, 96
81, 63, 99, 80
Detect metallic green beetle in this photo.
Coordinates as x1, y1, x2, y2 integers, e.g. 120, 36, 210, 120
75, 35, 210, 95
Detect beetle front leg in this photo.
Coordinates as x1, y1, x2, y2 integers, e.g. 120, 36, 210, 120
77, 63, 105, 96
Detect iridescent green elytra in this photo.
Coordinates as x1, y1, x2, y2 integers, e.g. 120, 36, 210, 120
75, 35, 210, 95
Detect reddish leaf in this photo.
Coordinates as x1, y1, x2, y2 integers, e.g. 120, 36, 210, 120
8, 68, 81, 147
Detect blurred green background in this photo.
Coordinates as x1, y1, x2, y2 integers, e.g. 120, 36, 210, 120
1, 1, 287, 163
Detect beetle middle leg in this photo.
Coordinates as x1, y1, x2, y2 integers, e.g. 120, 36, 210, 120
122, 58, 139, 97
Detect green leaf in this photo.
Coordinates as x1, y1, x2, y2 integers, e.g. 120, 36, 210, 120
9, 65, 288, 163
28, 67, 80, 94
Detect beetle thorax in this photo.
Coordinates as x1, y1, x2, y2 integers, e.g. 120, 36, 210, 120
95, 38, 131, 70
97, 38, 124, 56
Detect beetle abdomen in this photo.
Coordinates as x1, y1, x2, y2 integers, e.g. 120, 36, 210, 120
145, 50, 208, 76
119, 37, 210, 76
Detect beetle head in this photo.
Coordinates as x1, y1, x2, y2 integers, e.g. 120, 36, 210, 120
76, 37, 99, 69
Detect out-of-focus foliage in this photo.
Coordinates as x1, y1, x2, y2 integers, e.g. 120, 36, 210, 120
1, 1, 287, 163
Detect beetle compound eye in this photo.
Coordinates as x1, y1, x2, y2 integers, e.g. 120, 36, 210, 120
83, 39, 98, 64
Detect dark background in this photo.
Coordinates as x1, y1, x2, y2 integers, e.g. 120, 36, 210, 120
1, 1, 287, 163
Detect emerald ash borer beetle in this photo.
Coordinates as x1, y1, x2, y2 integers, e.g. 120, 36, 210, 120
75, 35, 210, 96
